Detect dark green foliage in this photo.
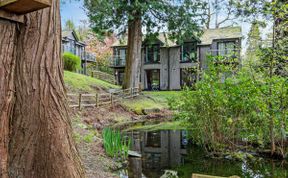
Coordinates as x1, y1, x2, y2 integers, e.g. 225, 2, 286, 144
64, 19, 75, 31
169, 56, 288, 154
245, 20, 262, 63
63, 52, 81, 72
84, 0, 207, 43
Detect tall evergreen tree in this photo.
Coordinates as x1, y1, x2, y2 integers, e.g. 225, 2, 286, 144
235, 0, 288, 156
64, 19, 75, 31
246, 20, 262, 62
84, 0, 206, 88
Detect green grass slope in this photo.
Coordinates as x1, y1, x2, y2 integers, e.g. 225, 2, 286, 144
122, 91, 181, 113
64, 71, 120, 93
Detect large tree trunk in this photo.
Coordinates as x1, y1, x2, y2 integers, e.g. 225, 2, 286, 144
123, 17, 142, 89
0, 19, 18, 178
0, 1, 86, 177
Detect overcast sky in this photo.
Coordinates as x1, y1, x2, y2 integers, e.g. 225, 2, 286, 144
60, 0, 273, 54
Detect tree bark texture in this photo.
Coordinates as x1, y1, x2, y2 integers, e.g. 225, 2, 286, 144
0, 19, 18, 178
0, 0, 85, 177
123, 17, 142, 89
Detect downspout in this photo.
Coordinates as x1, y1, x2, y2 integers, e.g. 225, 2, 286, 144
84, 45, 87, 75
167, 47, 170, 90
197, 45, 200, 82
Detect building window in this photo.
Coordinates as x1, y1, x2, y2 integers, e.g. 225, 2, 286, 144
217, 41, 236, 56
181, 131, 188, 149
145, 44, 160, 63
146, 69, 160, 90
180, 68, 197, 88
146, 131, 161, 148
113, 48, 127, 66
117, 71, 125, 85
181, 42, 197, 63
118, 48, 126, 61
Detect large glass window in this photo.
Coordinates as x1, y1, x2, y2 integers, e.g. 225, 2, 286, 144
113, 48, 127, 66
146, 69, 160, 90
217, 41, 236, 56
181, 42, 197, 62
146, 131, 161, 148
145, 44, 160, 63
118, 48, 126, 60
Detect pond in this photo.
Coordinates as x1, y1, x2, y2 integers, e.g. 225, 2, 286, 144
119, 130, 288, 178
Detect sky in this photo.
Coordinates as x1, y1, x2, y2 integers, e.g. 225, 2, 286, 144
60, 0, 272, 54
61, 0, 88, 27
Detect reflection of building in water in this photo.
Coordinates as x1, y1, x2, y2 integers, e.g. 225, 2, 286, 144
128, 130, 188, 177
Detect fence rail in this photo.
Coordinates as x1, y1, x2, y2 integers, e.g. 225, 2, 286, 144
67, 87, 140, 108
91, 70, 116, 84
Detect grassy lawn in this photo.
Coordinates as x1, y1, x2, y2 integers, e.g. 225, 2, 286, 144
64, 71, 120, 93
122, 91, 181, 113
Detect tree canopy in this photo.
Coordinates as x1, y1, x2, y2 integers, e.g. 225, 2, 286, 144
64, 19, 75, 31
84, 0, 207, 42
246, 20, 262, 62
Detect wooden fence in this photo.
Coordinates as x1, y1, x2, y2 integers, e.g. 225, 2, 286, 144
67, 87, 140, 109
91, 70, 116, 84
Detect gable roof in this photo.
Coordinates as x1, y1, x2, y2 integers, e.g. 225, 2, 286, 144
62, 30, 86, 46
112, 26, 242, 47
199, 26, 242, 45
112, 33, 176, 47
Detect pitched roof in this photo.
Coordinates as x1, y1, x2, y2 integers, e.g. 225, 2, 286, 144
199, 26, 242, 45
111, 37, 128, 47
157, 33, 177, 47
112, 33, 176, 47
112, 26, 242, 47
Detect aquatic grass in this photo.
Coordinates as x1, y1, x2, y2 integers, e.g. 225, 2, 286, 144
102, 128, 131, 160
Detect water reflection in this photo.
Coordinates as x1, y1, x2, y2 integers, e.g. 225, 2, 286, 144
121, 130, 288, 178
124, 130, 188, 178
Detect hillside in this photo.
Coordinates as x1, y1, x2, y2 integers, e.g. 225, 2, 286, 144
64, 71, 120, 93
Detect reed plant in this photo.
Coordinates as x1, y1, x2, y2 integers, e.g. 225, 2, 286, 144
102, 128, 131, 160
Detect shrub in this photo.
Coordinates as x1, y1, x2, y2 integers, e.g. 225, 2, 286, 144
63, 52, 81, 72
169, 56, 288, 154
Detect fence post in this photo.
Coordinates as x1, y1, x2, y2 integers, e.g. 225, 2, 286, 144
130, 88, 133, 97
96, 93, 99, 107
78, 94, 82, 110
110, 93, 113, 105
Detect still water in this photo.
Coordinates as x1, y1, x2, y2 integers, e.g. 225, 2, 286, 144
119, 130, 288, 178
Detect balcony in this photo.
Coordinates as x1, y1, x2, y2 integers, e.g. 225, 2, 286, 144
110, 55, 126, 67
63, 46, 76, 55
84, 52, 96, 62
207, 48, 241, 65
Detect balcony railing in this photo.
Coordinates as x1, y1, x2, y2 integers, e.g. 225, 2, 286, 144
62, 46, 96, 62
110, 55, 126, 67
207, 49, 241, 57
63, 46, 76, 55
84, 52, 96, 62
206, 49, 241, 65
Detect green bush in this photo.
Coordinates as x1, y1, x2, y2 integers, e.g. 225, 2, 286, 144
63, 52, 81, 72
169, 55, 288, 153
